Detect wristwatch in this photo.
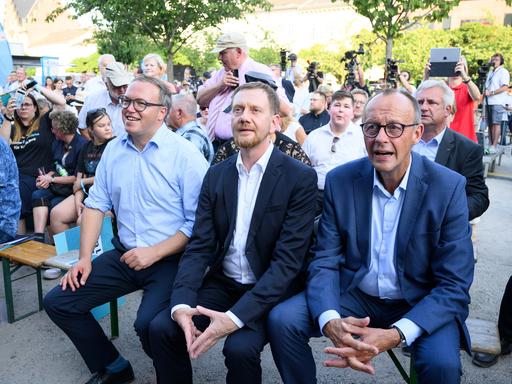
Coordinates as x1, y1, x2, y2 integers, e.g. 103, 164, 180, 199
462, 78, 471, 84
392, 325, 407, 348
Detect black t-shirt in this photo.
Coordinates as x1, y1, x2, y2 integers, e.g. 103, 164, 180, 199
10, 112, 54, 177
76, 139, 112, 178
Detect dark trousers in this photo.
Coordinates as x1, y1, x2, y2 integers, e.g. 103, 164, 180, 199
18, 173, 37, 219
498, 275, 512, 342
43, 249, 179, 373
268, 290, 462, 384
149, 273, 266, 384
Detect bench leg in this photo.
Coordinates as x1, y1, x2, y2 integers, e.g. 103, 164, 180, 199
2, 258, 15, 323
36, 269, 43, 311
109, 300, 119, 340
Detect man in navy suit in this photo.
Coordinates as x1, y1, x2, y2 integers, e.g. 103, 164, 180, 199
268, 89, 474, 383
148, 82, 317, 384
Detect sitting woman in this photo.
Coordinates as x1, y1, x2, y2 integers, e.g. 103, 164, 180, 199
50, 108, 113, 235
0, 86, 66, 234
212, 128, 311, 166
280, 113, 307, 145
31, 110, 87, 242
142, 53, 177, 94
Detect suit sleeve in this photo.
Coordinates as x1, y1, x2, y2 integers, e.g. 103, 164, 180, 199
170, 168, 217, 308
306, 172, 344, 321
402, 176, 474, 335
462, 143, 489, 220
230, 166, 318, 328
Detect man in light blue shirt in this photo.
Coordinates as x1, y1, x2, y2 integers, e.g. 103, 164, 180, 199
44, 76, 208, 384
268, 89, 474, 384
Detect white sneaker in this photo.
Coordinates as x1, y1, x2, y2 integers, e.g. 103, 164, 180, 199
43, 268, 62, 280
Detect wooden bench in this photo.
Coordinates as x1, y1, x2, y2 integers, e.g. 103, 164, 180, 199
0, 240, 119, 338
483, 148, 504, 178
0, 241, 55, 323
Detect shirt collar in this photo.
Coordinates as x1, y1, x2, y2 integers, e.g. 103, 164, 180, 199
419, 127, 446, 146
236, 140, 274, 175
373, 154, 412, 197
122, 123, 167, 151
328, 121, 357, 137
175, 120, 198, 136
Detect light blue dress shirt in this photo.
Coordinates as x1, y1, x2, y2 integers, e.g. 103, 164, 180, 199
85, 125, 208, 249
319, 157, 423, 345
412, 128, 446, 162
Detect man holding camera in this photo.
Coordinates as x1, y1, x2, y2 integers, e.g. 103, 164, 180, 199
305, 62, 324, 93
484, 53, 510, 151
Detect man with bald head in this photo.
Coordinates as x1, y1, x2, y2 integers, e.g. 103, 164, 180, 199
268, 89, 474, 384
167, 93, 214, 162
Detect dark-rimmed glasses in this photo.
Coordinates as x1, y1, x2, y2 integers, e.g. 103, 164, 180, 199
118, 96, 164, 112
360, 122, 417, 138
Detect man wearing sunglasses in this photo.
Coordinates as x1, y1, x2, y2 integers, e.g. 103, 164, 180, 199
268, 89, 474, 384
44, 76, 209, 384
78, 61, 132, 139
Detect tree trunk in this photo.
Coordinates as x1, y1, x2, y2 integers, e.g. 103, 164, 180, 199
167, 52, 174, 82
385, 36, 393, 61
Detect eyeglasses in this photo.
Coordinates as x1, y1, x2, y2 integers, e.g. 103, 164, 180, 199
330, 136, 340, 153
360, 122, 417, 138
19, 103, 34, 109
118, 96, 164, 112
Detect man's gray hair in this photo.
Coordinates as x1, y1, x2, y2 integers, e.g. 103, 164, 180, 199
416, 79, 455, 108
172, 94, 197, 116
363, 89, 421, 124
351, 88, 368, 99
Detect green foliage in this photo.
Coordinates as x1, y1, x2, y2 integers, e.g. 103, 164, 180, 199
299, 44, 345, 81
68, 52, 101, 73
47, 0, 271, 79
335, 0, 460, 58
173, 33, 220, 74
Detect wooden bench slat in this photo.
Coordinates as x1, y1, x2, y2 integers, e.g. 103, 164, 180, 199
467, 318, 502, 355
0, 241, 56, 267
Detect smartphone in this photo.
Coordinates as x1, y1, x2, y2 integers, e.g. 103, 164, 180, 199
232, 69, 239, 89
15, 89, 26, 109
0, 92, 12, 106
25, 80, 38, 89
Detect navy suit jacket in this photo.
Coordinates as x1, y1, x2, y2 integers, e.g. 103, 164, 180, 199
307, 152, 474, 350
171, 147, 317, 328
435, 128, 489, 220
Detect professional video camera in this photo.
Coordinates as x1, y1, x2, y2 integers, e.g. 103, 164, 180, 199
385, 58, 404, 88
279, 49, 288, 73
340, 43, 364, 87
476, 59, 492, 93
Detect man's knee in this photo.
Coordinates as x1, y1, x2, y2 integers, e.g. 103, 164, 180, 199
268, 295, 310, 339
414, 354, 461, 384
43, 286, 66, 318
148, 310, 181, 344
223, 335, 261, 363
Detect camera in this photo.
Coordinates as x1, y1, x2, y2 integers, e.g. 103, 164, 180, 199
476, 59, 492, 92
385, 58, 404, 88
280, 49, 288, 73
340, 44, 364, 87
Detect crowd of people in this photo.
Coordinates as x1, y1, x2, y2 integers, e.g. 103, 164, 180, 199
0, 30, 511, 384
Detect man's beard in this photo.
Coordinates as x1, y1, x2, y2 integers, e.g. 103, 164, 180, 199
233, 126, 267, 149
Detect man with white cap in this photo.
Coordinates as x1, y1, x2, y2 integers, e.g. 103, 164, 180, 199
197, 31, 291, 150
78, 61, 132, 139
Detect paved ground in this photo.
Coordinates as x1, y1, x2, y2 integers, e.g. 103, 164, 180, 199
1, 155, 512, 384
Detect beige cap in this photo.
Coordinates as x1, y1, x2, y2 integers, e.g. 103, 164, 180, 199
211, 31, 247, 53
104, 62, 131, 87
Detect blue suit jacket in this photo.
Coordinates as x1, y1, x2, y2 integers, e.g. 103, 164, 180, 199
171, 147, 317, 328
307, 152, 474, 350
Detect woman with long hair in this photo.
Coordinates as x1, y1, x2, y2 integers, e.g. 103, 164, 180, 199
0, 86, 66, 233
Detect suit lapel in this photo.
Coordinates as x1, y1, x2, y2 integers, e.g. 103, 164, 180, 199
223, 158, 239, 249
395, 153, 428, 276
435, 128, 454, 166
354, 165, 373, 268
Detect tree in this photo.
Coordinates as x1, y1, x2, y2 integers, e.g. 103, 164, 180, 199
48, 0, 271, 80
335, 0, 460, 60
68, 52, 101, 73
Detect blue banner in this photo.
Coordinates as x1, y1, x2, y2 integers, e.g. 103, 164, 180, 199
0, 23, 13, 88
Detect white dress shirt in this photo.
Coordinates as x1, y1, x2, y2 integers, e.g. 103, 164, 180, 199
302, 122, 367, 190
